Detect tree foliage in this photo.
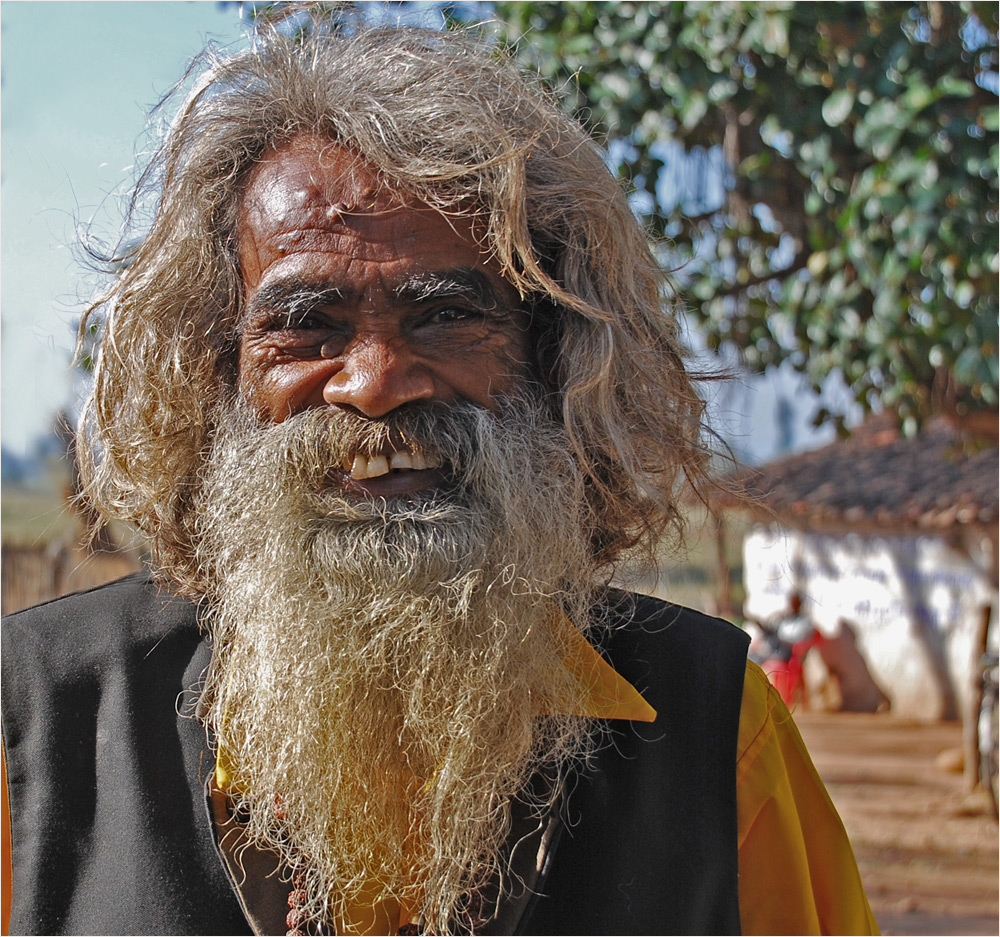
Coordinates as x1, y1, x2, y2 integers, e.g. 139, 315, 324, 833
492, 1, 999, 434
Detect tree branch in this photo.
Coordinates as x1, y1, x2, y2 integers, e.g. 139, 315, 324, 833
710, 251, 810, 299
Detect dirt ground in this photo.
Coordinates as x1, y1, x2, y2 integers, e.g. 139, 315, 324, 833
795, 712, 999, 936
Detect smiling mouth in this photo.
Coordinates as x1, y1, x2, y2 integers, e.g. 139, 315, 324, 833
344, 449, 444, 479
339, 448, 448, 496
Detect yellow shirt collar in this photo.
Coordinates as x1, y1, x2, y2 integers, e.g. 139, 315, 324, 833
552, 611, 657, 722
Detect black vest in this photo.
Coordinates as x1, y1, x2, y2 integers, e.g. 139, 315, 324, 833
2, 574, 748, 935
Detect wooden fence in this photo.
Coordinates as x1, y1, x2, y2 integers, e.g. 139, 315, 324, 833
1, 543, 141, 615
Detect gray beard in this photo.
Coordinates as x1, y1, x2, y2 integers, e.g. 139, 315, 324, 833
193, 397, 601, 934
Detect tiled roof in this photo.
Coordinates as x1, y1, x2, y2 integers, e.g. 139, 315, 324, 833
722, 416, 999, 530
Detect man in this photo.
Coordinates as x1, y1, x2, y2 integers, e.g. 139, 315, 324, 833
2, 22, 878, 936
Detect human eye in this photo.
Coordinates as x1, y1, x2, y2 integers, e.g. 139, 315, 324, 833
411, 305, 494, 344
282, 309, 332, 333
253, 307, 323, 337
432, 306, 479, 324
245, 304, 348, 357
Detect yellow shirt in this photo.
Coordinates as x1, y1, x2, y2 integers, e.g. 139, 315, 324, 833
560, 618, 878, 935
502, 619, 878, 935
736, 660, 880, 935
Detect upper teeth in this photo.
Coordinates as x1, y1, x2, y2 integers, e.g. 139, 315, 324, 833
347, 450, 442, 480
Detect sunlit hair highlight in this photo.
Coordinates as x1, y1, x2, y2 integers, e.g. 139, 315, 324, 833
77, 18, 713, 592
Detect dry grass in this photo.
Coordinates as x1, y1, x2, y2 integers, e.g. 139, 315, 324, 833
1, 482, 142, 615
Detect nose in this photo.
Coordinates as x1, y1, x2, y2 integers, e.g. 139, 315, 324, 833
321, 333, 437, 418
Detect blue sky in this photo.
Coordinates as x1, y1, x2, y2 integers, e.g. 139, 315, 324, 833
2, 1, 249, 456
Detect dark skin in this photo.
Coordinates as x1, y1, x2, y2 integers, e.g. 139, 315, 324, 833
236, 136, 532, 497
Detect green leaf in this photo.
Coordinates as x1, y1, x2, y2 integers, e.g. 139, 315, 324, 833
821, 88, 855, 127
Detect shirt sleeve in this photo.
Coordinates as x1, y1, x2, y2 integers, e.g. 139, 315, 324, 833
736, 660, 880, 936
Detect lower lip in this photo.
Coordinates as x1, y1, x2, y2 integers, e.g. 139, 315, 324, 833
337, 467, 450, 498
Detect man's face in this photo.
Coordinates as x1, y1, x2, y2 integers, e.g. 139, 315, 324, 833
204, 134, 595, 931
236, 135, 532, 498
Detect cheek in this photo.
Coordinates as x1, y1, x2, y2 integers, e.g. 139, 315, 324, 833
236, 349, 318, 421
446, 337, 533, 405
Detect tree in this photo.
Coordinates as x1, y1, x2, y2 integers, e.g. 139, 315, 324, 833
492, 1, 999, 435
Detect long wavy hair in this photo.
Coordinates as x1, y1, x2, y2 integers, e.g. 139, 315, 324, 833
78, 20, 714, 594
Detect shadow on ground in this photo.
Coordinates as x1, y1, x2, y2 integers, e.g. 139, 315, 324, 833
795, 712, 998, 937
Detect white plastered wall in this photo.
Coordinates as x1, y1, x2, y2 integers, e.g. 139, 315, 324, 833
743, 524, 996, 720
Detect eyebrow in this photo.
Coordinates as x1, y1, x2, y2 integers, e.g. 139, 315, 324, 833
392, 268, 512, 314
246, 268, 514, 321
247, 282, 346, 319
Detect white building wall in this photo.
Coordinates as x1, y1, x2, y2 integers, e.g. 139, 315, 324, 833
743, 524, 996, 720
